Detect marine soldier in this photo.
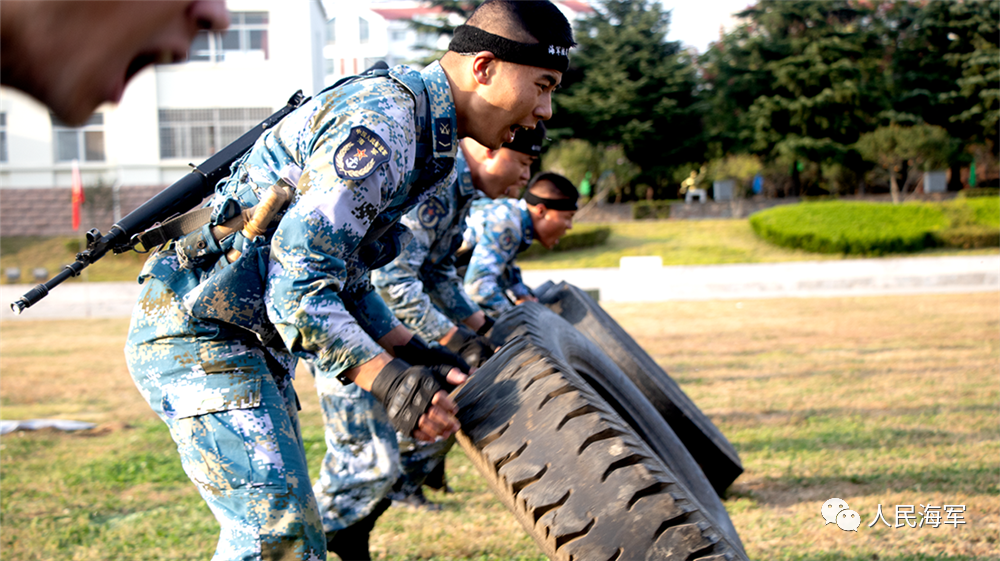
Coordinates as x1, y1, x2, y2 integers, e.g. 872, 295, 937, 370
314, 126, 544, 523
124, 1, 573, 559
462, 171, 579, 317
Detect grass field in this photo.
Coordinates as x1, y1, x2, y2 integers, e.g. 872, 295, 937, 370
3, 220, 997, 284
1, 292, 996, 560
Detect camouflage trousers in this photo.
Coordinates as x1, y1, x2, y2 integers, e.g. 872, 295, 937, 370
312, 373, 452, 532
125, 276, 326, 561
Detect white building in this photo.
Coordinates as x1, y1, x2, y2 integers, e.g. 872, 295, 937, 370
0, 0, 327, 192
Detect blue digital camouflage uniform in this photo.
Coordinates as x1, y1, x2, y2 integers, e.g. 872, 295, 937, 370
124, 61, 458, 559
373, 149, 480, 342
333, 149, 479, 505
461, 197, 535, 317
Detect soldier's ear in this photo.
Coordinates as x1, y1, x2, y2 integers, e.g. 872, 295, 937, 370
471, 51, 498, 86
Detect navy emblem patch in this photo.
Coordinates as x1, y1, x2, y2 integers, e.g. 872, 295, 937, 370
434, 117, 453, 153
498, 228, 516, 252
417, 198, 447, 229
334, 126, 391, 181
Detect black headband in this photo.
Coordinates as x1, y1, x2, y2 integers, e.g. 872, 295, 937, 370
523, 191, 578, 211
449, 25, 570, 73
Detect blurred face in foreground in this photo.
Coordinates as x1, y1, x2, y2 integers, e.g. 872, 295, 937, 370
0, 0, 230, 125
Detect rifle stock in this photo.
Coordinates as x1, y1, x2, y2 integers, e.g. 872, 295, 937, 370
10, 90, 307, 314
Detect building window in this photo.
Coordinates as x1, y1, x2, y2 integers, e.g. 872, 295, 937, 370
190, 11, 269, 62
327, 17, 336, 45
390, 29, 406, 42
0, 113, 7, 163
159, 107, 271, 159
53, 113, 105, 162
359, 17, 369, 44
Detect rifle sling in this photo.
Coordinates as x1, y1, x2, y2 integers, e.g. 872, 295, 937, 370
137, 207, 214, 250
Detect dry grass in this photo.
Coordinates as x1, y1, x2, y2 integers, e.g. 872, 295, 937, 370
0, 292, 997, 560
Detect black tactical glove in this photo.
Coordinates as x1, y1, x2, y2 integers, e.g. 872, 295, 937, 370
475, 315, 495, 337
444, 324, 494, 368
369, 358, 453, 436
393, 334, 470, 375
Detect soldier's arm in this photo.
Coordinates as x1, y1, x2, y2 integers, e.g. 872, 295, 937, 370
266, 108, 413, 382
463, 221, 520, 315
371, 208, 457, 343
421, 217, 482, 335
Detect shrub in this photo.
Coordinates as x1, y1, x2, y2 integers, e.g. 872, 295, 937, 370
519, 226, 611, 258
960, 188, 1000, 198
749, 201, 950, 255
934, 197, 1000, 248
632, 200, 675, 219
932, 226, 1000, 249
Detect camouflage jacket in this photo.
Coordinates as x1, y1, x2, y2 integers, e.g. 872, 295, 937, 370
460, 197, 534, 316
371, 149, 480, 342
135, 62, 458, 379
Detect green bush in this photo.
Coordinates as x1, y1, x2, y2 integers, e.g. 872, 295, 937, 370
749, 201, 950, 255
932, 225, 1000, 249
934, 197, 1000, 248
750, 198, 1000, 255
962, 187, 1000, 198
633, 200, 675, 219
520, 226, 611, 257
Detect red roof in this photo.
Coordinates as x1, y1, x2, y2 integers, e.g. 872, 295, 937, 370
559, 0, 595, 13
371, 6, 445, 20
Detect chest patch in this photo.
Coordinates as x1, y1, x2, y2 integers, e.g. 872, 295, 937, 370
334, 126, 391, 181
417, 198, 447, 229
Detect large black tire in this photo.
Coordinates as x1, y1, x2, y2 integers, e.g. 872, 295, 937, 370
453, 303, 746, 561
535, 281, 743, 495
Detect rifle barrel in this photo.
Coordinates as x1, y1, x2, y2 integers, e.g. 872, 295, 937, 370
9, 90, 306, 315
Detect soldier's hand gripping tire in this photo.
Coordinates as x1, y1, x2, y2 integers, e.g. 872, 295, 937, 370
535, 281, 743, 496
452, 303, 747, 561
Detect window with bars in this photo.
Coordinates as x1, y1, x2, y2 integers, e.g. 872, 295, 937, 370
0, 113, 7, 163
52, 113, 105, 162
190, 12, 269, 63
159, 107, 271, 159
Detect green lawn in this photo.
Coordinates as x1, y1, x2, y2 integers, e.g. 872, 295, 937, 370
518, 219, 998, 270
2, 293, 997, 560
3, 217, 997, 285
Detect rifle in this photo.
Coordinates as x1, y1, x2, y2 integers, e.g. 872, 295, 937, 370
10, 90, 307, 315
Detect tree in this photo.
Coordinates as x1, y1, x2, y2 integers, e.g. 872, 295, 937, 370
552, 0, 703, 183
855, 123, 957, 203
406, 0, 483, 64
871, 0, 998, 188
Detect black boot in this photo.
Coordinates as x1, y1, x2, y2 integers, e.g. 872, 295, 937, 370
326, 498, 391, 561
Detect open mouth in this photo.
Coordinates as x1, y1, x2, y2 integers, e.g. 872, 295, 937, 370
125, 52, 159, 82
125, 49, 183, 83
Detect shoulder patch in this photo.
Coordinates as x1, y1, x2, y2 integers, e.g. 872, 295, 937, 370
334, 126, 391, 181
497, 228, 517, 253
417, 197, 447, 229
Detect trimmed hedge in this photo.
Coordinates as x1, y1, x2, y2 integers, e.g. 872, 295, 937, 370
633, 200, 676, 219
520, 226, 611, 258
963, 188, 1000, 198
749, 201, 950, 255
750, 198, 1000, 255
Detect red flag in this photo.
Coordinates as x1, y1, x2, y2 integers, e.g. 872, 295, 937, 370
71, 160, 84, 231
